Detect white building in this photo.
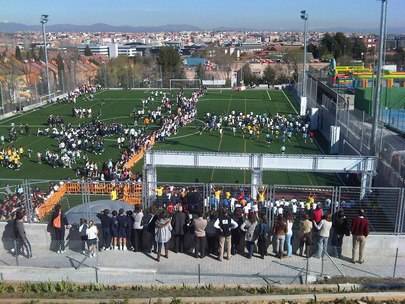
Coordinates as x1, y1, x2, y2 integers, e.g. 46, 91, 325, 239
78, 44, 110, 57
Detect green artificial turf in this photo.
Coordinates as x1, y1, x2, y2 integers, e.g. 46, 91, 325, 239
0, 89, 340, 187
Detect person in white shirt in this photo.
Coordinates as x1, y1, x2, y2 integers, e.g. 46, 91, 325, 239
313, 214, 332, 258
86, 220, 99, 257
132, 206, 144, 252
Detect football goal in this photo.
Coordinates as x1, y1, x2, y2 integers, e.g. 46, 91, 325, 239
169, 79, 202, 90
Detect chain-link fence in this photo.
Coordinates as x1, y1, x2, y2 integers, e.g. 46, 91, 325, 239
293, 72, 405, 189
3, 180, 405, 234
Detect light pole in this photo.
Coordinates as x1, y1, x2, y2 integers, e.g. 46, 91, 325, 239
300, 10, 308, 97
40, 14, 50, 102
371, 0, 388, 156
300, 10, 309, 115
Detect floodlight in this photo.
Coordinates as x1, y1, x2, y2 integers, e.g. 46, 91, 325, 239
40, 15, 49, 24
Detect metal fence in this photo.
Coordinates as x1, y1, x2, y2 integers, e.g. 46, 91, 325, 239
2, 179, 405, 234
380, 107, 405, 133
2, 180, 405, 284
294, 72, 405, 189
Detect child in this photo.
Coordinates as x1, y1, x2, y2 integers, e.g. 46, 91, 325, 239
79, 218, 88, 254
86, 220, 99, 258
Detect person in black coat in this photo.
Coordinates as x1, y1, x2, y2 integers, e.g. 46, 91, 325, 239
111, 210, 119, 250
96, 209, 112, 250
142, 206, 158, 253
332, 209, 351, 258
126, 210, 134, 250
49, 204, 69, 253
172, 205, 187, 253
117, 208, 129, 251
231, 208, 244, 255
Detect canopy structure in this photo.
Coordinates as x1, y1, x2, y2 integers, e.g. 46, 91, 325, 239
144, 150, 377, 200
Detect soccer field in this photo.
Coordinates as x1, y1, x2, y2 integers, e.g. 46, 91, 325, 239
153, 89, 340, 185
0, 89, 340, 186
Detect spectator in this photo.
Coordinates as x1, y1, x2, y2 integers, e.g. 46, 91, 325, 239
146, 206, 158, 254
273, 214, 287, 259
49, 204, 69, 254
257, 213, 270, 259
86, 220, 99, 258
79, 218, 88, 254
117, 209, 128, 251
97, 209, 112, 251
285, 211, 294, 257
205, 211, 218, 256
132, 205, 144, 252
231, 208, 245, 255
111, 210, 119, 250
126, 210, 134, 250
14, 210, 32, 258
351, 209, 369, 264
299, 214, 313, 257
193, 211, 207, 258
240, 212, 258, 259
155, 210, 172, 262
312, 204, 323, 224
313, 214, 332, 258
214, 208, 238, 261
331, 209, 350, 258
172, 205, 187, 253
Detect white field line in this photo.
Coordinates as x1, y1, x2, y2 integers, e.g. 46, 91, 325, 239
281, 90, 298, 114
266, 90, 272, 101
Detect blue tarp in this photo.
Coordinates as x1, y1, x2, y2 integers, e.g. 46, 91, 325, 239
184, 57, 206, 66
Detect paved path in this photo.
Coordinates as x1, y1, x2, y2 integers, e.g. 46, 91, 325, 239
0, 247, 404, 285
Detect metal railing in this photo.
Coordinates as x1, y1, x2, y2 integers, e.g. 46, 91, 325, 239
2, 179, 405, 234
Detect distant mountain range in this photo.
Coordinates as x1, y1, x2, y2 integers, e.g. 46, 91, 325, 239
0, 22, 404, 34
0, 22, 202, 33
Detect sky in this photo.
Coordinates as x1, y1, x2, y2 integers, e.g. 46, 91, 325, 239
0, 0, 404, 31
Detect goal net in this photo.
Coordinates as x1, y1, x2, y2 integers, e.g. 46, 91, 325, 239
202, 79, 229, 89
169, 79, 202, 90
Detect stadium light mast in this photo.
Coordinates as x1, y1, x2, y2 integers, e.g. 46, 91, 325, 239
40, 14, 50, 102
371, 0, 388, 156
300, 10, 309, 115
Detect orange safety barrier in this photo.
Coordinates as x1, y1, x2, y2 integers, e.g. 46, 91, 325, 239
36, 181, 144, 219
66, 182, 81, 193
123, 135, 156, 170
36, 185, 67, 220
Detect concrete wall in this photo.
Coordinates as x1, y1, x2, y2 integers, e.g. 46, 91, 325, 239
0, 222, 51, 252
1, 221, 404, 258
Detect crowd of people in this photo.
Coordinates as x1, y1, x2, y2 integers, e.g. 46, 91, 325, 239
0, 146, 24, 169
38, 198, 369, 265
0, 182, 62, 222
201, 111, 314, 145
72, 108, 92, 119
54, 84, 100, 104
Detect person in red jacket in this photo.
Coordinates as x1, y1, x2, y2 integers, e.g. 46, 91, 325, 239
351, 209, 369, 264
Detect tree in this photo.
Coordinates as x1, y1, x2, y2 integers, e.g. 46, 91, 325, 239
275, 74, 291, 85
241, 64, 255, 85
15, 46, 22, 61
320, 32, 354, 61
56, 53, 65, 91
307, 44, 320, 59
262, 65, 276, 85
352, 38, 367, 60
38, 47, 46, 62
84, 45, 93, 56
29, 45, 37, 61
157, 47, 183, 86
195, 64, 204, 80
